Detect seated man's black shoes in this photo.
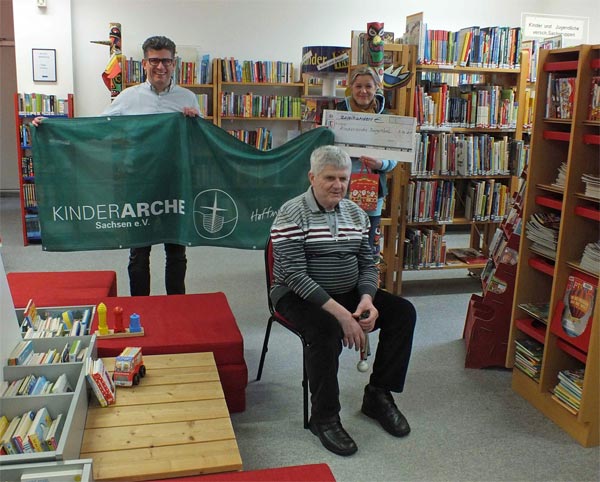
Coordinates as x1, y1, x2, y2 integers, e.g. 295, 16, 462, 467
361, 384, 411, 437
309, 419, 358, 456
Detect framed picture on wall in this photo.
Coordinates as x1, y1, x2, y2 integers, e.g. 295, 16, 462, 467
32, 48, 57, 82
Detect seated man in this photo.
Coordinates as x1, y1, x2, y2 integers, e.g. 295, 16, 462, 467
270, 145, 416, 456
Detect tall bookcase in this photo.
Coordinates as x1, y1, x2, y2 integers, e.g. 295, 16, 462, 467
394, 50, 530, 293
507, 44, 599, 447
13, 93, 74, 246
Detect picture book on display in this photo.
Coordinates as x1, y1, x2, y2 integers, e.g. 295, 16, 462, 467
549, 272, 597, 355
560, 275, 596, 338
26, 406, 53, 452
85, 357, 116, 407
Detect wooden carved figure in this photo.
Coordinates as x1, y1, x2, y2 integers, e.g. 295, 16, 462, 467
367, 21, 385, 80
91, 22, 123, 99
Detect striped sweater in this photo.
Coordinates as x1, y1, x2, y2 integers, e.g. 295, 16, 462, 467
270, 187, 379, 307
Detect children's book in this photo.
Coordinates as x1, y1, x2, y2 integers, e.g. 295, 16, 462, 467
561, 275, 596, 338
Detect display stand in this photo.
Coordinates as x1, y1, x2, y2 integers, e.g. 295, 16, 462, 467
462, 171, 526, 368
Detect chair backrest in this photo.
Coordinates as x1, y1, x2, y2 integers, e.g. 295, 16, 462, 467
264, 236, 276, 315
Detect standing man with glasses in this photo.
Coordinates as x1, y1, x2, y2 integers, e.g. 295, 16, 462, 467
101, 35, 200, 296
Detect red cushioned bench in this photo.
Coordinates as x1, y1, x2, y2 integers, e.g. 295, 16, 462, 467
7, 270, 118, 308
90, 292, 247, 413
147, 463, 336, 481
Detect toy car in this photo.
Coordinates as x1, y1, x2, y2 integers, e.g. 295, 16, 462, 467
113, 346, 146, 387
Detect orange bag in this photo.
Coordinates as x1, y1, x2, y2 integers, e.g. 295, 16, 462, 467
349, 162, 379, 211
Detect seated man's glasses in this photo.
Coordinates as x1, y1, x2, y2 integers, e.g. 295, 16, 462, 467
146, 58, 174, 67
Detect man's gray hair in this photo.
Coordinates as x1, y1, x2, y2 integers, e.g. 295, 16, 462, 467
310, 145, 351, 175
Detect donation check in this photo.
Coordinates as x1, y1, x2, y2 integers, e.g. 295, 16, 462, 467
322, 109, 417, 163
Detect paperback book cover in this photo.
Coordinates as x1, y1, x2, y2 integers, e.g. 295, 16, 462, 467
560, 275, 596, 338
550, 272, 597, 354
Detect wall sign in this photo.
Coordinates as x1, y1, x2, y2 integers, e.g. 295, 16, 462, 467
32, 48, 57, 82
521, 13, 589, 46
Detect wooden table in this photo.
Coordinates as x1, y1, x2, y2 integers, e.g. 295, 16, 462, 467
81, 352, 243, 481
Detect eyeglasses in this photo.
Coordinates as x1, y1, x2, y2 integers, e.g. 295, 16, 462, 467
146, 58, 174, 67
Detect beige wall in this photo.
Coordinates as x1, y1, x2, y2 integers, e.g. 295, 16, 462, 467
0, 0, 18, 193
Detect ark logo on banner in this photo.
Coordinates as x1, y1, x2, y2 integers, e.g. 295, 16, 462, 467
193, 189, 239, 240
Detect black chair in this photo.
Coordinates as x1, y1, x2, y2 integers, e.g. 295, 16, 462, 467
256, 236, 309, 429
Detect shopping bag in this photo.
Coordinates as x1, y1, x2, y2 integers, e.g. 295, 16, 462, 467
349, 162, 379, 211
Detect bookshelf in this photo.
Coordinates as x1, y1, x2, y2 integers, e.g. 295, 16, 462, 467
399, 48, 530, 292
1, 334, 96, 464
507, 44, 599, 447
216, 58, 304, 150
0, 259, 98, 473
300, 72, 347, 131
13, 93, 74, 246
377, 44, 418, 293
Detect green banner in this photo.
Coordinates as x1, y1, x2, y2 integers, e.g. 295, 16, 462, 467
32, 113, 334, 251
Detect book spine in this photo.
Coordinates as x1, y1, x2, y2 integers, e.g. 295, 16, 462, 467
28, 432, 45, 452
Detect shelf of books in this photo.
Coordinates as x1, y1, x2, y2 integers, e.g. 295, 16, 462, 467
507, 44, 599, 447
1, 334, 96, 465
216, 57, 303, 150
395, 15, 530, 293
13, 93, 74, 246
300, 73, 348, 131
